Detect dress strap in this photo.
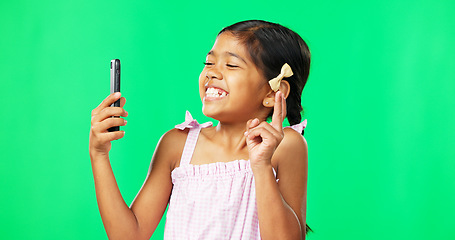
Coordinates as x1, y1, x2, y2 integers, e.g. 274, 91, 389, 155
284, 119, 307, 134
175, 111, 213, 166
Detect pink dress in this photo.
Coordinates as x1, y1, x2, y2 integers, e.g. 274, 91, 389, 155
163, 111, 307, 239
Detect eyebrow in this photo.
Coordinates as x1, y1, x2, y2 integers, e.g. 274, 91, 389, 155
207, 51, 248, 64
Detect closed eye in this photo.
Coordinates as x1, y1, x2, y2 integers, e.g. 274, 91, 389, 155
226, 64, 239, 68
203, 62, 214, 66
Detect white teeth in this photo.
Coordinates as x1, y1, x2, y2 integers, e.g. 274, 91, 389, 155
205, 87, 228, 98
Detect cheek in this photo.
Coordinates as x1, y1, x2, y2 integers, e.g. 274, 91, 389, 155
198, 70, 204, 83
199, 69, 208, 85
198, 71, 206, 99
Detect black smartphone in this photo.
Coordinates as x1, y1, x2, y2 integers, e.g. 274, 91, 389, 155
108, 59, 121, 132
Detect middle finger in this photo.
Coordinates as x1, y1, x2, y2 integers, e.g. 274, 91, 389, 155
91, 107, 128, 124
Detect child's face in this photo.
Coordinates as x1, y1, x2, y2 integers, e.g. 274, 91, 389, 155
199, 32, 271, 123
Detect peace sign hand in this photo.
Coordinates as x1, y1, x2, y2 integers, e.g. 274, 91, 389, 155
245, 91, 287, 170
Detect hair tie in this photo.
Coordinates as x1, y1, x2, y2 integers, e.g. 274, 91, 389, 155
268, 63, 293, 92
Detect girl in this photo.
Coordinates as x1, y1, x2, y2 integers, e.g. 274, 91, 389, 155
90, 20, 311, 240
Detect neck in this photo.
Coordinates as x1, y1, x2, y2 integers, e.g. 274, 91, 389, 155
212, 117, 265, 151
204, 108, 271, 151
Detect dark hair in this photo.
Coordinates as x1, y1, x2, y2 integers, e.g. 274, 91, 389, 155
219, 20, 313, 235
218, 20, 310, 128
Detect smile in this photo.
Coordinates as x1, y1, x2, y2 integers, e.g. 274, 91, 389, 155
205, 87, 229, 100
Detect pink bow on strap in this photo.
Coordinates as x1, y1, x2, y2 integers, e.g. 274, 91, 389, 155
284, 119, 307, 134
175, 111, 213, 130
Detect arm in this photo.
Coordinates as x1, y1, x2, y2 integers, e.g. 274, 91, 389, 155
91, 130, 179, 240
128, 128, 186, 238
245, 92, 308, 239
90, 153, 141, 239
253, 130, 308, 240
89, 93, 181, 239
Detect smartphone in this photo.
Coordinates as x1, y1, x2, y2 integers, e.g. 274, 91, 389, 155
108, 59, 121, 132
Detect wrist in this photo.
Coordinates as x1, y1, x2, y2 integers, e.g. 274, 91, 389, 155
250, 161, 273, 175
89, 148, 110, 162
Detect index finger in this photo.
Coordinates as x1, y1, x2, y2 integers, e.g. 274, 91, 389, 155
93, 92, 122, 115
271, 91, 285, 130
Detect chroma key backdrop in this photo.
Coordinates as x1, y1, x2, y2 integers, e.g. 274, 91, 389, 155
1, 0, 454, 239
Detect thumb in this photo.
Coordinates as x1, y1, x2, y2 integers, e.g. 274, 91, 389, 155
245, 118, 260, 136
249, 118, 260, 129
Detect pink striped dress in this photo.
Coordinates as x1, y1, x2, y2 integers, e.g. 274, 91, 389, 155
163, 111, 306, 239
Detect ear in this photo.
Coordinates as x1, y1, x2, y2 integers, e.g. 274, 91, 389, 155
262, 80, 291, 107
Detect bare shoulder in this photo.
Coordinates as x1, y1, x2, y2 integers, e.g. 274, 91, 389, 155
282, 128, 307, 148
273, 128, 308, 171
153, 128, 189, 171
278, 128, 308, 158
158, 128, 189, 149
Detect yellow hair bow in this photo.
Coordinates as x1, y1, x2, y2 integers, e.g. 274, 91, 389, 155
268, 63, 293, 92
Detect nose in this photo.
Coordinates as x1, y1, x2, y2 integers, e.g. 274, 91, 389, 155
205, 68, 223, 81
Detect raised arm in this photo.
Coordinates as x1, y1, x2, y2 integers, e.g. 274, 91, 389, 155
128, 128, 187, 238
89, 93, 181, 239
249, 129, 308, 240
245, 92, 308, 239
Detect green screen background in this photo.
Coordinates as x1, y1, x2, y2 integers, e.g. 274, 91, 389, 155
1, 0, 454, 239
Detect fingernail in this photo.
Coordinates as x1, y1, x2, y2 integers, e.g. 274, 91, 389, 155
244, 131, 248, 136
114, 92, 121, 97
124, 120, 127, 125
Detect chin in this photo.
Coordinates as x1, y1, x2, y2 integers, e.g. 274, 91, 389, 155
201, 106, 220, 120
